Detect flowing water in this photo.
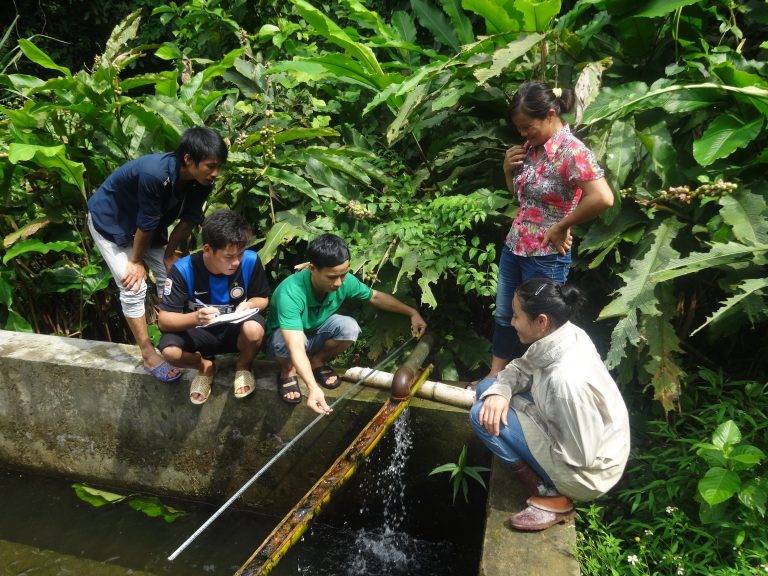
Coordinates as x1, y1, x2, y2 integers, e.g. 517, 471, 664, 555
0, 409, 483, 575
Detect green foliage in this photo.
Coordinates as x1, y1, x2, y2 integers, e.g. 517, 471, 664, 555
428, 444, 490, 503
695, 420, 766, 544
577, 368, 768, 574
0, 0, 767, 395
72, 483, 186, 523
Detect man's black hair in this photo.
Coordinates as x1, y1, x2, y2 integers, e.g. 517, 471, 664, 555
202, 209, 252, 251
175, 126, 228, 165
308, 234, 351, 268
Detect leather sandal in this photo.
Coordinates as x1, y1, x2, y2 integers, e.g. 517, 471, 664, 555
312, 365, 340, 389
277, 374, 302, 404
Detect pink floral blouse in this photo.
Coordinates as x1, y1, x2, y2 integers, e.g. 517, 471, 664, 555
505, 125, 603, 256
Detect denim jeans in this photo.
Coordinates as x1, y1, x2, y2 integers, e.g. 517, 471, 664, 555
492, 245, 571, 359
266, 314, 361, 358
469, 377, 553, 485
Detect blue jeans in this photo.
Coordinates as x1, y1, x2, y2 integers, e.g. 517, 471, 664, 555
492, 246, 571, 359
266, 314, 361, 358
469, 377, 553, 485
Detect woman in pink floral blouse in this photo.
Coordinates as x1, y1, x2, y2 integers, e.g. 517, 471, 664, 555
483, 81, 614, 381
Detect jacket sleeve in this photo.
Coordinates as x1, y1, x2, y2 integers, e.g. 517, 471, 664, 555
479, 356, 534, 402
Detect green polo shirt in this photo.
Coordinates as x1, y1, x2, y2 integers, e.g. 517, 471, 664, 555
267, 268, 373, 334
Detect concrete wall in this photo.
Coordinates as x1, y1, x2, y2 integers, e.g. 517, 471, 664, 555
0, 329, 578, 575
0, 329, 476, 514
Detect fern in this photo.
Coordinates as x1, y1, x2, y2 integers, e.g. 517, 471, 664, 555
600, 217, 683, 374
600, 217, 684, 319
692, 278, 768, 335
643, 288, 685, 413
651, 241, 768, 283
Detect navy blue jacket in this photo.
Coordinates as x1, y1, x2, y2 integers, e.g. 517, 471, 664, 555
87, 153, 212, 247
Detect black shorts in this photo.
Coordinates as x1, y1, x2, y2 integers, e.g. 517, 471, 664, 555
158, 313, 266, 357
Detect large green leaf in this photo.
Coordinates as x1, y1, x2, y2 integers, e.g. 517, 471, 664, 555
692, 114, 764, 167
582, 82, 768, 126
411, 0, 460, 51
387, 83, 429, 144
0, 272, 14, 309
604, 118, 635, 190
273, 127, 340, 146
264, 167, 320, 204
339, 0, 398, 41
633, 0, 700, 18
600, 218, 683, 320
651, 242, 768, 283
738, 480, 767, 516
3, 309, 33, 332
2, 239, 81, 265
719, 191, 768, 246
442, 0, 475, 44
600, 218, 683, 367
636, 121, 677, 188
139, 96, 205, 135
514, 0, 561, 32
642, 301, 685, 413
574, 59, 611, 124
729, 445, 766, 468
473, 33, 543, 84
290, 0, 384, 77
463, 0, 520, 33
257, 210, 309, 265
0, 73, 46, 93
18, 39, 71, 77
692, 278, 768, 336
72, 483, 125, 507
712, 419, 741, 448
8, 144, 86, 195
102, 9, 142, 67
127, 496, 186, 523
698, 467, 741, 506
267, 56, 384, 91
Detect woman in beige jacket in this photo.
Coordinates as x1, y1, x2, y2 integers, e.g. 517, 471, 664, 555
470, 278, 630, 531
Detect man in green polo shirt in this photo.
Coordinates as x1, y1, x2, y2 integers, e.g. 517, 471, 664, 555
266, 233, 427, 414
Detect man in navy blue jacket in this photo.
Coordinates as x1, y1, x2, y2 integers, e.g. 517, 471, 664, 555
87, 126, 228, 383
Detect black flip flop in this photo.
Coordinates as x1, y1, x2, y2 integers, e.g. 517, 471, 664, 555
277, 374, 302, 404
312, 365, 340, 389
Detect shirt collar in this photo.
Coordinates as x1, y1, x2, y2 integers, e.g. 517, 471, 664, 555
543, 124, 572, 160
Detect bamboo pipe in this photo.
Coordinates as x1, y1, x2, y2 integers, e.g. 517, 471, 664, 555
235, 366, 433, 576
342, 367, 475, 409
391, 332, 435, 399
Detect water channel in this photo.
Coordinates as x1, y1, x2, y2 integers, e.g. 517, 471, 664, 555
0, 410, 485, 575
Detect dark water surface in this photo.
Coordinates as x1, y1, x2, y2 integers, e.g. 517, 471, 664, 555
0, 413, 484, 575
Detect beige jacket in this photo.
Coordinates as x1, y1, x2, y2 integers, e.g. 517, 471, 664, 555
481, 322, 630, 501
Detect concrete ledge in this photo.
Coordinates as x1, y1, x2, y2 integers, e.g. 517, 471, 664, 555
480, 457, 579, 576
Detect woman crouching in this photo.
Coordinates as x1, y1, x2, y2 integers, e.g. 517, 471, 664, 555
470, 278, 630, 531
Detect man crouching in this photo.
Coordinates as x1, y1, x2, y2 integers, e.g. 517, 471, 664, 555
158, 209, 271, 404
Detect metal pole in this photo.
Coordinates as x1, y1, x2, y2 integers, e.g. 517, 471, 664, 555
167, 336, 415, 561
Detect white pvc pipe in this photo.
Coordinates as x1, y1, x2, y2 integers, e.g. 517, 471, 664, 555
342, 367, 475, 409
